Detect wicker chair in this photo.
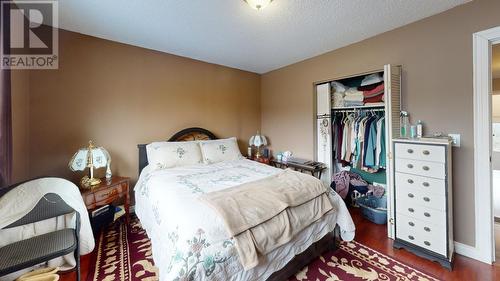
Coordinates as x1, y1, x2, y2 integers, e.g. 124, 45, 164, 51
0, 193, 80, 281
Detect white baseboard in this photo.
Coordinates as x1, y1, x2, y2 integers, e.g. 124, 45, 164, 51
454, 241, 492, 264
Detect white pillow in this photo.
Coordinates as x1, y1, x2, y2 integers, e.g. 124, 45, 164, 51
199, 137, 243, 164
146, 141, 203, 170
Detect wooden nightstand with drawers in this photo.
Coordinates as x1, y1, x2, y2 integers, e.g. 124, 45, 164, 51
80, 176, 130, 224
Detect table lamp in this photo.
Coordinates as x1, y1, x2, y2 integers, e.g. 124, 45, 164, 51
249, 131, 268, 159
68, 140, 110, 188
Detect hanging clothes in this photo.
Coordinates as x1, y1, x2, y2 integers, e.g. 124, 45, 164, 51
331, 110, 386, 174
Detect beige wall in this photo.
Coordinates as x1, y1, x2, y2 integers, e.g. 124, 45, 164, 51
494, 78, 500, 92
261, 0, 500, 246
23, 29, 261, 183
11, 70, 30, 183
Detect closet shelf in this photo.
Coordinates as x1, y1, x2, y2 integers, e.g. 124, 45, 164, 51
332, 105, 385, 110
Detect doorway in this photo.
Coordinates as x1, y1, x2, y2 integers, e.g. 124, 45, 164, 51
491, 44, 500, 260
473, 26, 500, 265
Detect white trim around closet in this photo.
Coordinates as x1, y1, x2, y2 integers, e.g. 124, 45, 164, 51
472, 25, 500, 265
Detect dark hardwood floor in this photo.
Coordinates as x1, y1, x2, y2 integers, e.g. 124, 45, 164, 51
60, 208, 500, 281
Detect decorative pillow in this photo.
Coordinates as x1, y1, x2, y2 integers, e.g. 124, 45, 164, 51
146, 141, 203, 170
199, 137, 243, 164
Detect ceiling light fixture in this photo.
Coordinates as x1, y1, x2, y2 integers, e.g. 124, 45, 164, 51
245, 0, 273, 10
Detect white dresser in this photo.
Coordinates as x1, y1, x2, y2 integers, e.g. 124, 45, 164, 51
392, 138, 454, 269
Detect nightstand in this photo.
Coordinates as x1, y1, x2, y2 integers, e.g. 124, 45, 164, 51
80, 176, 130, 224
246, 156, 271, 165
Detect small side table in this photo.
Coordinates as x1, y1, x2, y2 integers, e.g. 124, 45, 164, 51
246, 156, 271, 165
271, 159, 326, 179
80, 176, 130, 224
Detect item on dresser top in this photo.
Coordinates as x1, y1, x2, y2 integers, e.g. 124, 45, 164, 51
410, 125, 417, 138
417, 120, 423, 138
68, 140, 110, 189
392, 138, 454, 269
400, 111, 409, 138
146, 140, 203, 170
200, 137, 243, 163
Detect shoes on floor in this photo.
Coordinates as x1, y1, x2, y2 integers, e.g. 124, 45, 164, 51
15, 267, 60, 281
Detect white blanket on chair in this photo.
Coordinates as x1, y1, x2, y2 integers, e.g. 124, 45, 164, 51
0, 178, 94, 280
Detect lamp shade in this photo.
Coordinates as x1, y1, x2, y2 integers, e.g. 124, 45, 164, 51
249, 132, 268, 147
69, 142, 109, 171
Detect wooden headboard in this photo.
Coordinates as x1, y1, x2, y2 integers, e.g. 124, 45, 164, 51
137, 127, 217, 175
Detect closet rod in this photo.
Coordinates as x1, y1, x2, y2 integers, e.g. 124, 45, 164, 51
333, 108, 385, 113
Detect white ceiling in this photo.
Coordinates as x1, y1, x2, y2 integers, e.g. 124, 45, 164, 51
57, 0, 470, 74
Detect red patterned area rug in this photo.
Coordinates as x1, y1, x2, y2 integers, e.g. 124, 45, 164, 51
88, 215, 439, 281
86, 215, 158, 281
288, 241, 440, 281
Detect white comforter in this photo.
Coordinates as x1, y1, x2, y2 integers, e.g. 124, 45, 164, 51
135, 159, 355, 281
0, 178, 95, 281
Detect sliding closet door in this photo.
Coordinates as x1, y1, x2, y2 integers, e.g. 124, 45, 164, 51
384, 64, 402, 239
315, 83, 332, 187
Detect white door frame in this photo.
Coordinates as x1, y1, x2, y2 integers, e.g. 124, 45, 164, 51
473, 26, 500, 264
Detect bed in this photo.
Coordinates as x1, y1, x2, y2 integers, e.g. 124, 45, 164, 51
135, 127, 355, 281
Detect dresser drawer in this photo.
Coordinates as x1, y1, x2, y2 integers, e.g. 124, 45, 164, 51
83, 185, 125, 209
94, 186, 121, 202
396, 196, 446, 226
395, 172, 446, 197
396, 180, 446, 211
395, 158, 445, 179
396, 214, 447, 256
395, 143, 445, 163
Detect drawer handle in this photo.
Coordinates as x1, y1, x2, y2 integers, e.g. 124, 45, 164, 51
422, 166, 430, 171
424, 226, 431, 232
408, 235, 415, 240
408, 208, 414, 213
424, 212, 431, 217
422, 182, 430, 187
103, 190, 117, 197
407, 164, 414, 169
423, 197, 430, 202
407, 179, 414, 184
424, 241, 431, 246
407, 149, 414, 154
408, 193, 414, 198
408, 221, 415, 227
422, 150, 430, 155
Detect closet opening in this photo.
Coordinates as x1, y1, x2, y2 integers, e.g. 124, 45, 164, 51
315, 65, 401, 239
